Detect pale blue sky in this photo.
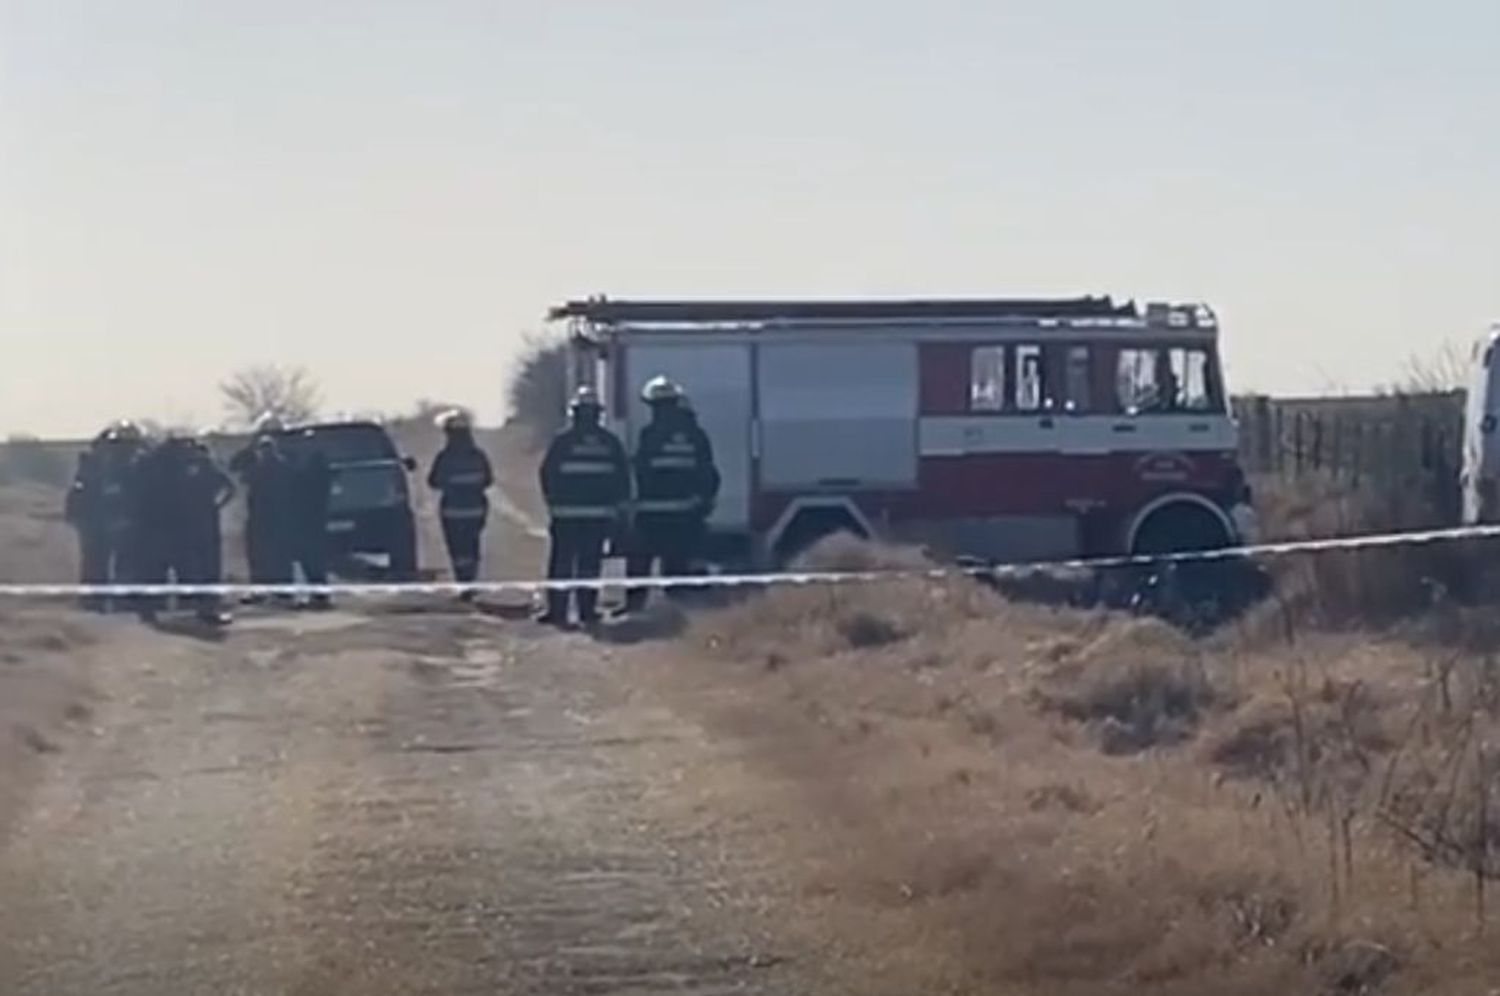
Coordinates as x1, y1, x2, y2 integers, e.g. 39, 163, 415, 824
2, 1, 1497, 436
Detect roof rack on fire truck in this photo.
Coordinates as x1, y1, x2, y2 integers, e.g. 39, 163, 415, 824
548, 296, 1217, 334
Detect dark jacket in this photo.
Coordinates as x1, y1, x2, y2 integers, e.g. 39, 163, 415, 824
539, 421, 630, 521
230, 444, 297, 522
633, 411, 718, 516
428, 440, 494, 520
66, 447, 142, 536
134, 441, 233, 537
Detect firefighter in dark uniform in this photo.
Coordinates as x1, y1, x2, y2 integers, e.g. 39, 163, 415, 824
427, 410, 494, 599
132, 434, 235, 624
229, 415, 294, 599
677, 397, 721, 574
291, 428, 334, 608
623, 376, 720, 614
64, 421, 145, 612
536, 386, 630, 626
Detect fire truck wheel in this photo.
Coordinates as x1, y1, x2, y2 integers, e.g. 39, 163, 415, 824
1130, 501, 1232, 557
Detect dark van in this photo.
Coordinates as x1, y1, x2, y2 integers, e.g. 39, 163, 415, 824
277, 421, 419, 579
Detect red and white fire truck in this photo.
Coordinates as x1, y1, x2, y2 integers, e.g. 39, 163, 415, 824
549, 296, 1255, 567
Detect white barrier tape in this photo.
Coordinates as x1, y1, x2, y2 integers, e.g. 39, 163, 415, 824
3, 523, 1500, 600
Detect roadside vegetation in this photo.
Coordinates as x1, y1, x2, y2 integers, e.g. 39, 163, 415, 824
662, 535, 1500, 994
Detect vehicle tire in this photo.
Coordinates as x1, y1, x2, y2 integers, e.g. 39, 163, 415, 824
1127, 502, 1249, 631
1130, 502, 1232, 557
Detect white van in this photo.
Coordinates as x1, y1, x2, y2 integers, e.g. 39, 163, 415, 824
1461, 324, 1500, 525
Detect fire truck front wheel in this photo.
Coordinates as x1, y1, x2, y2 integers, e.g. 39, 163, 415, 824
1129, 501, 1232, 558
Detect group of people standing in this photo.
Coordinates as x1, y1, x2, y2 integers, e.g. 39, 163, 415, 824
538, 374, 719, 626
64, 378, 716, 628
65, 418, 338, 624
65, 422, 238, 624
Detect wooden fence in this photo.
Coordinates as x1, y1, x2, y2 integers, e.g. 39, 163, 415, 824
1231, 391, 1465, 523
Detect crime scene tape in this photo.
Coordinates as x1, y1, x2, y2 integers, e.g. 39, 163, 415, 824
2, 523, 1500, 600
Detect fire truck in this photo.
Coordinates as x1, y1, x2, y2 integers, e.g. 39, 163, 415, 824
549, 296, 1255, 568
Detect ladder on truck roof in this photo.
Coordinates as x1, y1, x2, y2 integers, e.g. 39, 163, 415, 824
548, 297, 1217, 335
548, 296, 1139, 325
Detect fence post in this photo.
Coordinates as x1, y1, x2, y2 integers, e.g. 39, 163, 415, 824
1274, 406, 1285, 474
1294, 412, 1305, 475
1312, 417, 1324, 471
1351, 421, 1363, 485
1331, 417, 1344, 479
1254, 396, 1273, 472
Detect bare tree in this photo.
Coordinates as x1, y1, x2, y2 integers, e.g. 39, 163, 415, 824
220, 365, 322, 428
506, 331, 570, 441
1398, 340, 1475, 394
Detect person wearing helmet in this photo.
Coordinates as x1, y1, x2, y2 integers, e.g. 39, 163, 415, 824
676, 396, 721, 571
253, 412, 286, 436
536, 385, 630, 626
622, 375, 719, 614
131, 432, 235, 625
64, 422, 147, 611
229, 415, 296, 599
427, 409, 494, 599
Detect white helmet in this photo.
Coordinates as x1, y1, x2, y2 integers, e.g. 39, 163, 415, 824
570, 385, 601, 411
437, 408, 472, 432
254, 413, 285, 435
641, 375, 683, 404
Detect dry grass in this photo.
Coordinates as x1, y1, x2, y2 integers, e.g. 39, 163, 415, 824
0, 482, 79, 585
650, 538, 1500, 995
0, 605, 100, 845
1252, 471, 1499, 627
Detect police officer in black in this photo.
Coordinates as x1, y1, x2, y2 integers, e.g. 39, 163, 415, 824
537, 386, 630, 626
677, 397, 721, 574
132, 433, 235, 624
427, 409, 494, 599
229, 415, 295, 599
291, 428, 334, 608
184, 433, 237, 621
623, 376, 719, 614
64, 421, 145, 612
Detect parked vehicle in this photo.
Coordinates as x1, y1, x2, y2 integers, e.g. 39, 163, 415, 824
1460, 323, 1500, 525
276, 421, 420, 579
549, 296, 1256, 568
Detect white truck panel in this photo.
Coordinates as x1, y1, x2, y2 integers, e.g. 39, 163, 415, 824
757, 342, 918, 489
1462, 327, 1500, 524
625, 343, 752, 530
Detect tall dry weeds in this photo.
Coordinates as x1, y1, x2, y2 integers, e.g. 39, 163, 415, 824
677, 538, 1500, 992
1252, 471, 1498, 626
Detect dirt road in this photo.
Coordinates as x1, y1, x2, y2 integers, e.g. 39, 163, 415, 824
0, 605, 815, 995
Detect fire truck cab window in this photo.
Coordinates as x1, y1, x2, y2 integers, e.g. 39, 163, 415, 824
1064, 346, 1091, 412
1169, 347, 1217, 411
969, 346, 1006, 411
1116, 347, 1220, 413
1015, 344, 1046, 411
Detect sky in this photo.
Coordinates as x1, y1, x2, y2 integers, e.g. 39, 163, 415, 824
2, 0, 1497, 437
